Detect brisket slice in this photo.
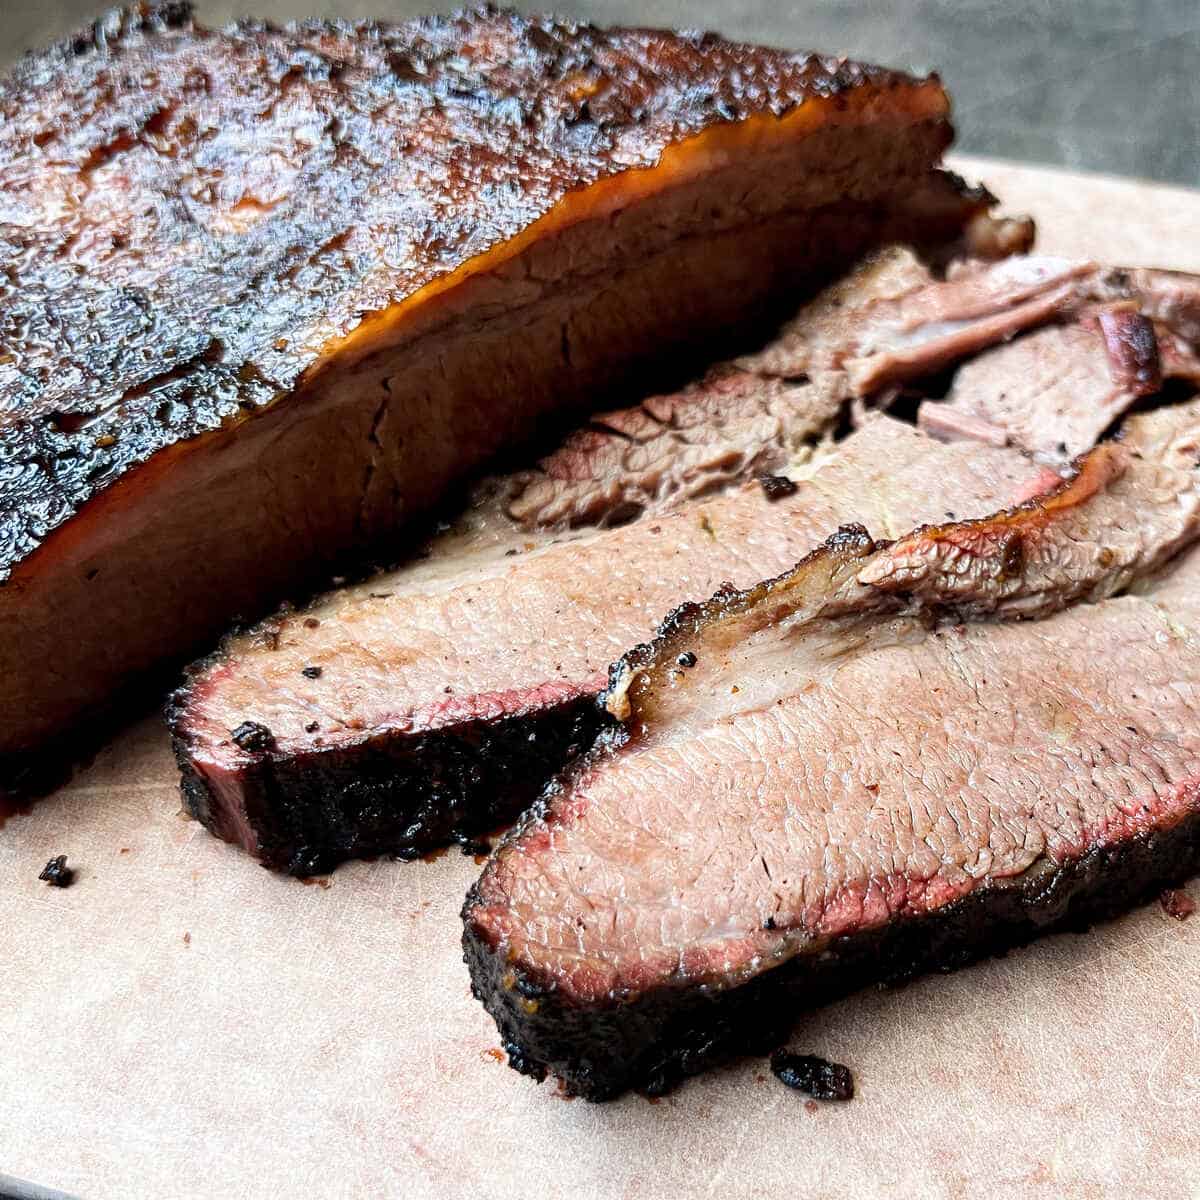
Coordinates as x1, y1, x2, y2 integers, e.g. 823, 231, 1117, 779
919, 305, 1200, 462
463, 400, 1200, 1100
168, 416, 1047, 874
503, 370, 848, 531
0, 4, 991, 793
737, 253, 1095, 387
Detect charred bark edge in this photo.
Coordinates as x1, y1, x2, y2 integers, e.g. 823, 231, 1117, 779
173, 697, 613, 875
463, 805, 1200, 1101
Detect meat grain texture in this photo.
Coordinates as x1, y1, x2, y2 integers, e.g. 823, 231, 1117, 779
464, 400, 1200, 1099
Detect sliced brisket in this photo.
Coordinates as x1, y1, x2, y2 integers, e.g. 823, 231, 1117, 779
168, 247, 1200, 872
463, 400, 1200, 1100
916, 270, 1200, 461
168, 415, 1047, 873
169, 238, 1200, 873
1, 5, 993, 793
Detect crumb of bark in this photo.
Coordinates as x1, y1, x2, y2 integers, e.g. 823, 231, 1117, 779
769, 1050, 854, 1101
38, 855, 75, 888
759, 473, 798, 501
1161, 888, 1196, 921
230, 720, 274, 751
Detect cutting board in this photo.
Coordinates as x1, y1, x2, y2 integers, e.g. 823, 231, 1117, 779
3, 157, 1200, 1200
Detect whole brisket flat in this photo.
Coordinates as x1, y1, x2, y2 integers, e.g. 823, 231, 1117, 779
1, 3, 992, 792
464, 400, 1200, 1100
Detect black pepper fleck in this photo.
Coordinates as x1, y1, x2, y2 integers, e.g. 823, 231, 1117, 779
758, 474, 798, 501
230, 720, 274, 751
301, 666, 322, 679
677, 651, 697, 668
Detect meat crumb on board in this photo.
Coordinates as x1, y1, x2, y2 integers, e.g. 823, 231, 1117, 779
1160, 888, 1197, 921
38, 855, 75, 888
769, 1051, 855, 1101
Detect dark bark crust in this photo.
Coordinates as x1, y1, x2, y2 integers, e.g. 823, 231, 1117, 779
463, 806, 1200, 1100
173, 696, 612, 875
0, 1, 938, 580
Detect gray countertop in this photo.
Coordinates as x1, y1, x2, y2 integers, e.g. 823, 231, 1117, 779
5, 0, 1199, 186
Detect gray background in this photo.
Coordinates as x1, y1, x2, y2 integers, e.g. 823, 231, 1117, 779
4, 0, 1199, 186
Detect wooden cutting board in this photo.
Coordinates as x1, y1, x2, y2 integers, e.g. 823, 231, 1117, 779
3, 157, 1199, 1200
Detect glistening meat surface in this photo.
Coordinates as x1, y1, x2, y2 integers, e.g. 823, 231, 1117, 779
464, 400, 1200, 1100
